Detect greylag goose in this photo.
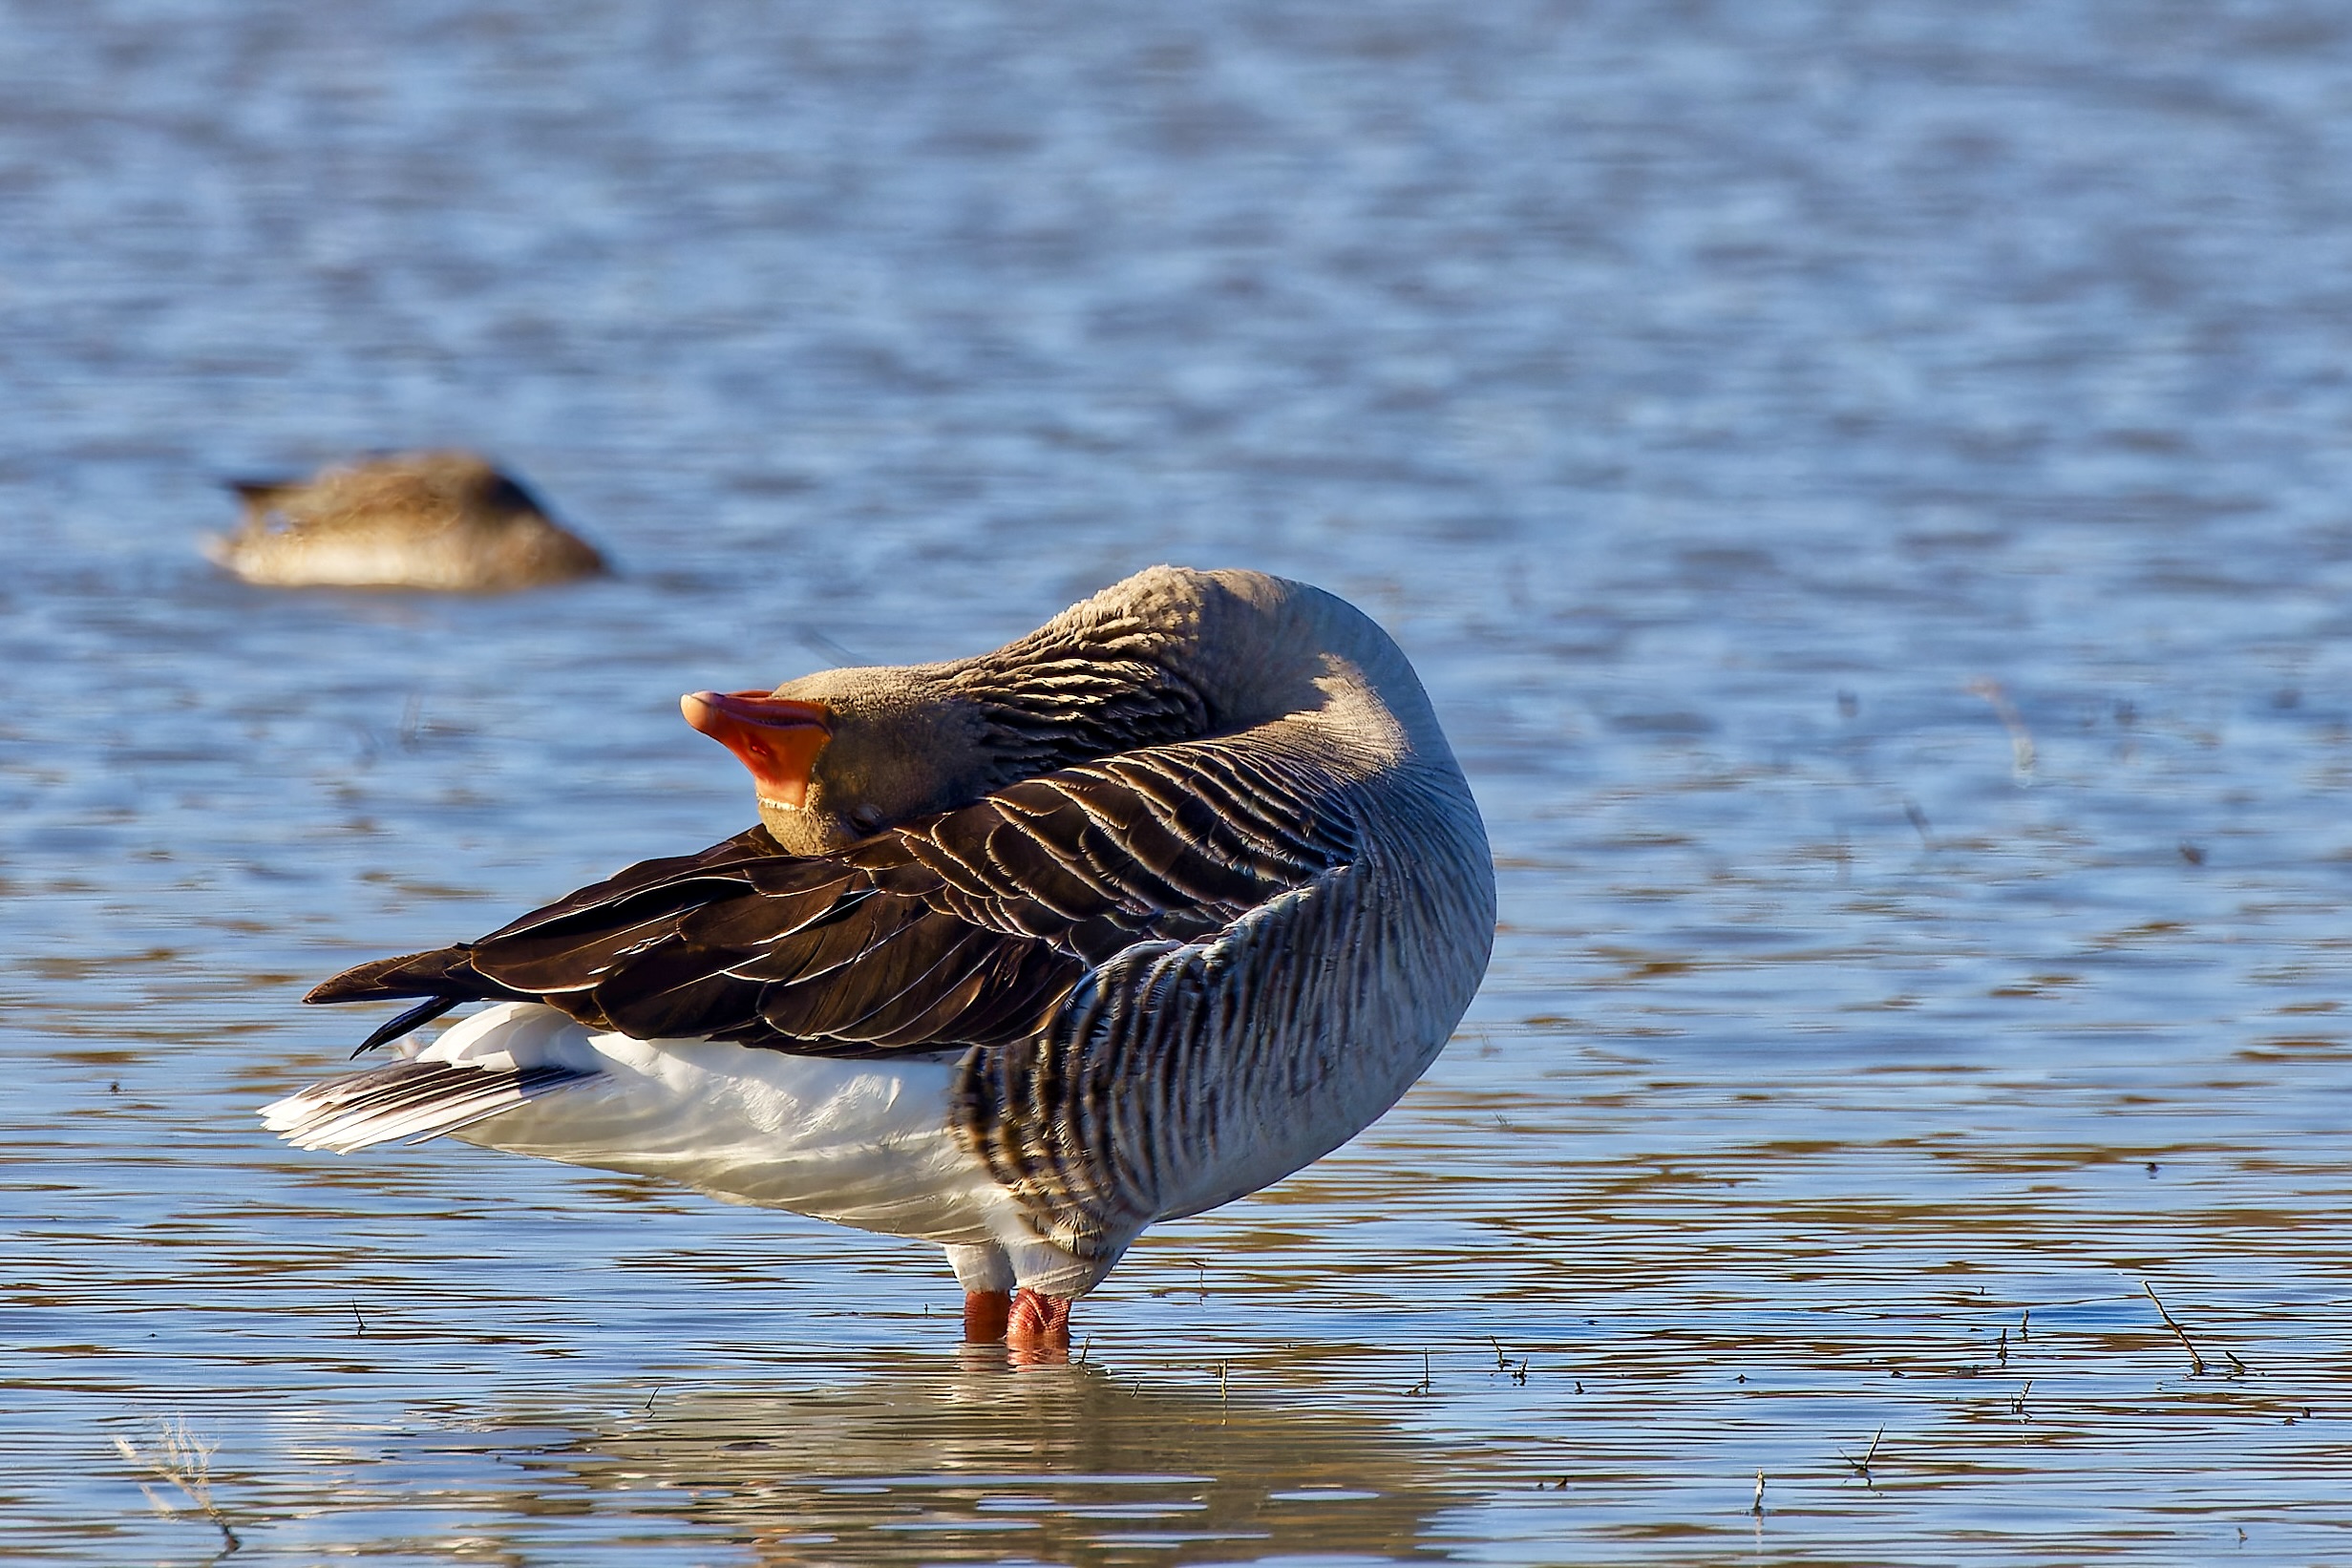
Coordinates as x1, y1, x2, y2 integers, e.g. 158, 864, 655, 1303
263, 567, 1494, 1349
208, 451, 607, 591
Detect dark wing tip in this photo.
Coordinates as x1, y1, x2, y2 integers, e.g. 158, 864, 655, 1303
351, 995, 462, 1056
305, 946, 477, 1005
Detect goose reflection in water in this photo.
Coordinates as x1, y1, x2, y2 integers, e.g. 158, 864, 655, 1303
510, 1350, 1463, 1564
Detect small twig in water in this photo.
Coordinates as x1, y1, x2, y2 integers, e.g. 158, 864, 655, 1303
1997, 1326, 2008, 1365
1486, 1338, 1530, 1384
645, 1386, 662, 1414
350, 1302, 366, 1337
1750, 1471, 1765, 1515
1837, 1425, 1885, 1480
2143, 1281, 2214, 1375
114, 1420, 241, 1554
796, 627, 868, 667
1406, 1352, 1433, 1397
1966, 678, 2036, 783
2011, 1379, 2034, 1419
1218, 1360, 1229, 1424
2020, 1309, 2030, 1342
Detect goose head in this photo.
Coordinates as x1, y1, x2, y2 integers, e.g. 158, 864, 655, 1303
680, 639, 1211, 856
679, 675, 1015, 854
681, 565, 1411, 854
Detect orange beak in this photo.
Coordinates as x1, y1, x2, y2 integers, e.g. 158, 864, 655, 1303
680, 690, 832, 808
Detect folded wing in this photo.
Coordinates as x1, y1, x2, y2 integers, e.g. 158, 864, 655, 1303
308, 747, 1355, 1059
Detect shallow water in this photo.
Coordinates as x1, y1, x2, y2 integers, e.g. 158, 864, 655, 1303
8, 0, 2352, 1561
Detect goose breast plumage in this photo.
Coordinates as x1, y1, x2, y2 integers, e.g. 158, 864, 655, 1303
263, 565, 1494, 1343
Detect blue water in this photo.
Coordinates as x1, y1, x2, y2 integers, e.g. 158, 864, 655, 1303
7, 0, 2352, 1560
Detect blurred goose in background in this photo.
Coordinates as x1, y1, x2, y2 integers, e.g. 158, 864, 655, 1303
263, 566, 1494, 1350
208, 451, 607, 591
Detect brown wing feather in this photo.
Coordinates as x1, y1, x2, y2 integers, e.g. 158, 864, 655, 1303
307, 747, 1353, 1059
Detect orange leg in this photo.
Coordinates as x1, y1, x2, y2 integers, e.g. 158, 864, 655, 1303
963, 1289, 1011, 1343
961, 1287, 1072, 1359
1007, 1287, 1072, 1348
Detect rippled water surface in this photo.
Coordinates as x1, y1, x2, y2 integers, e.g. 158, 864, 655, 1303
9, 1, 2352, 1561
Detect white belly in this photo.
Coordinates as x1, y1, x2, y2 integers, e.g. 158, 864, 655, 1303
416, 1003, 1002, 1242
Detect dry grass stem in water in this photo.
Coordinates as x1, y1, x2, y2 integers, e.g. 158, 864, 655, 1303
2143, 1280, 2246, 1375
1964, 678, 2036, 783
113, 1420, 241, 1553
1838, 1425, 1885, 1480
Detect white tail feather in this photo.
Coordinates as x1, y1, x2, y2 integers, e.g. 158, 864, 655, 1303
262, 1060, 596, 1154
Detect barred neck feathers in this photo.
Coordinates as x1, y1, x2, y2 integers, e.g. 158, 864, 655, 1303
941, 615, 1212, 784
952, 566, 1442, 774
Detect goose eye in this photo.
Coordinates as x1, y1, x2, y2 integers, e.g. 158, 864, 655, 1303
850, 806, 886, 836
